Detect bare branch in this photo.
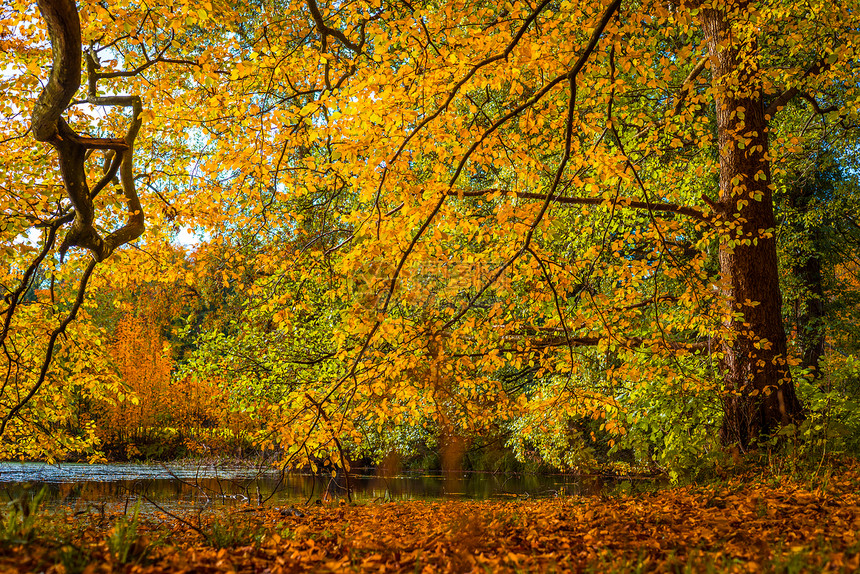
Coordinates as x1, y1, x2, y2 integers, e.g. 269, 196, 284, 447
672, 55, 709, 117
30, 0, 81, 143
0, 223, 62, 345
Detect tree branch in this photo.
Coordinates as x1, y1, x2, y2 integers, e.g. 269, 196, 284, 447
799, 92, 838, 115
305, 0, 360, 52
1, 0, 151, 439
0, 259, 97, 437
451, 188, 712, 222
764, 60, 830, 118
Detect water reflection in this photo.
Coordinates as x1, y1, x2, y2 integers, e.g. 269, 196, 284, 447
0, 462, 627, 512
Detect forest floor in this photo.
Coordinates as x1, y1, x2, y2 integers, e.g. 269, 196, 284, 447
1, 466, 859, 573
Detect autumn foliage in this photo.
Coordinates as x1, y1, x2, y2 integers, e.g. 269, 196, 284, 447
100, 309, 174, 449
2, 469, 860, 572
92, 285, 256, 459
1, 0, 860, 477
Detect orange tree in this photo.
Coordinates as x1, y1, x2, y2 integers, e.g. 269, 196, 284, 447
3, 0, 860, 470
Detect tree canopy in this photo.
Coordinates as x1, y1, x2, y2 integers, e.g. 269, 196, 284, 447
2, 0, 860, 473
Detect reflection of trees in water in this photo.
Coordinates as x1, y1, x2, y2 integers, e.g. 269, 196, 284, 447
1, 472, 619, 508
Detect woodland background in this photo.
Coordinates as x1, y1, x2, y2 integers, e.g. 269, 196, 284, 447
1, 0, 860, 481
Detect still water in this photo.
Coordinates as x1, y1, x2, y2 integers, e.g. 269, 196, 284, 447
0, 462, 615, 511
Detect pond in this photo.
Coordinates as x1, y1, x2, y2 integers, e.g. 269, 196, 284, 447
0, 462, 630, 513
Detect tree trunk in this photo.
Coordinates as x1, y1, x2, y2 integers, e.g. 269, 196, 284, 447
701, 3, 804, 448
795, 245, 826, 376
789, 185, 826, 377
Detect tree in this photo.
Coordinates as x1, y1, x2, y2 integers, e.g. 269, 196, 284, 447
0, 0, 228, 456
0, 0, 143, 454
213, 0, 855, 456
4, 0, 860, 465
697, 1, 803, 445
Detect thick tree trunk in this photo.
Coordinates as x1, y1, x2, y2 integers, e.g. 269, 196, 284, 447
701, 4, 803, 448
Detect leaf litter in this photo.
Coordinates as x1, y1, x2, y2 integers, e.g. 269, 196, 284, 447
1, 470, 859, 573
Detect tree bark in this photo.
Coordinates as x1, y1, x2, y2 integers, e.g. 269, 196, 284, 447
701, 3, 803, 448
32, 0, 143, 263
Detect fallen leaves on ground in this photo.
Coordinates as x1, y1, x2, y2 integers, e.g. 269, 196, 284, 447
3, 471, 860, 573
